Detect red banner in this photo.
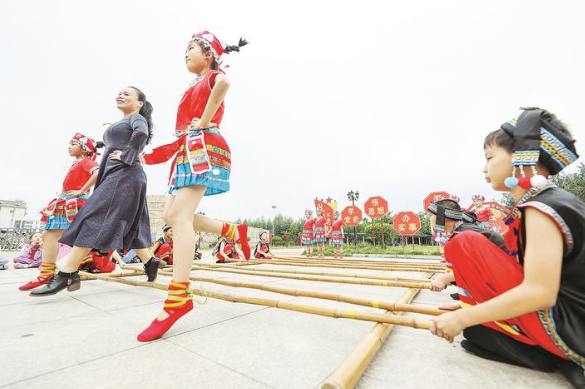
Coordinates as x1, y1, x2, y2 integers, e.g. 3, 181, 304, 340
341, 206, 362, 227
466, 200, 510, 235
364, 196, 388, 219
315, 198, 336, 237
393, 211, 421, 236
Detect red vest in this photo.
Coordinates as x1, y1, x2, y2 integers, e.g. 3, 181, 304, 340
331, 220, 343, 232
62, 159, 98, 191
175, 71, 225, 131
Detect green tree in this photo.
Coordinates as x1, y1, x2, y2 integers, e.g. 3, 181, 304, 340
552, 163, 585, 202
499, 192, 516, 209
364, 223, 396, 245
417, 211, 432, 235
289, 223, 299, 243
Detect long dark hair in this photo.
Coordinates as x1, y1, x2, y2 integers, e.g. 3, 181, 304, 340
197, 38, 249, 71
128, 86, 154, 144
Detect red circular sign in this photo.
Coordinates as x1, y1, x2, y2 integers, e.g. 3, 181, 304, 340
423, 191, 452, 213
364, 196, 388, 219
393, 211, 421, 236
341, 206, 363, 227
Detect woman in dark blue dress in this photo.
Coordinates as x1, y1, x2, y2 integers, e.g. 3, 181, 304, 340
31, 87, 163, 296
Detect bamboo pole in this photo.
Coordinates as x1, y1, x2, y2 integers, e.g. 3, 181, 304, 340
79, 269, 142, 280
321, 273, 434, 389
193, 263, 432, 283
235, 259, 444, 273
81, 272, 433, 329
156, 269, 443, 316
256, 256, 444, 267
268, 259, 445, 272
161, 265, 433, 289
271, 255, 444, 266
273, 255, 442, 267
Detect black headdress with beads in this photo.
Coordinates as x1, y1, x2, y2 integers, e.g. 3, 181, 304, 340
501, 109, 579, 189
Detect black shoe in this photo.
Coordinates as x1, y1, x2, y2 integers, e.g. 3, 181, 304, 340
558, 359, 585, 389
144, 257, 165, 282
450, 293, 460, 300
29, 271, 80, 296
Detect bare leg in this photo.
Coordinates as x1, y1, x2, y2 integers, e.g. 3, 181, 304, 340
154, 186, 206, 320
162, 194, 175, 226
134, 248, 154, 263
59, 246, 92, 272
41, 230, 64, 264
192, 213, 239, 238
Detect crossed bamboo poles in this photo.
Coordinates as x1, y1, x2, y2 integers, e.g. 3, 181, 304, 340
80, 254, 446, 389
80, 270, 435, 330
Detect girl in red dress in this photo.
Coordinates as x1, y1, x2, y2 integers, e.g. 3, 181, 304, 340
329, 211, 345, 259
313, 209, 327, 258
254, 231, 273, 259
140, 31, 249, 341
301, 210, 315, 258
19, 134, 102, 291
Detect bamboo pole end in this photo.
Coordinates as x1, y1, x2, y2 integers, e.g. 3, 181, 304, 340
321, 381, 344, 389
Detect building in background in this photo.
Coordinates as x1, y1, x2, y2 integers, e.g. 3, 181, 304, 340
14, 219, 44, 230
0, 200, 27, 228
145, 194, 263, 248
146, 194, 166, 239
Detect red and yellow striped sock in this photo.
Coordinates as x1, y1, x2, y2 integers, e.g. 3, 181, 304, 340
221, 222, 237, 240
163, 281, 191, 312
39, 262, 57, 277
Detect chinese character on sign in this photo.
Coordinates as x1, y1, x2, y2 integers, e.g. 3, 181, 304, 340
372, 199, 379, 206
377, 207, 384, 215
353, 216, 359, 222
344, 217, 351, 223
401, 214, 411, 223
368, 208, 375, 216
398, 224, 406, 232
408, 223, 418, 232
348, 208, 354, 216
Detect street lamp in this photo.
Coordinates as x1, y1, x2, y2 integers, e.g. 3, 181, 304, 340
271, 205, 277, 244
347, 190, 360, 246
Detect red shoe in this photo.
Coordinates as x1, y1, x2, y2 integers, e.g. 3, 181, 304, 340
137, 300, 193, 342
19, 275, 53, 291
237, 224, 251, 260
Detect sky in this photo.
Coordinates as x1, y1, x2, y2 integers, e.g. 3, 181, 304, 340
1, 0, 584, 222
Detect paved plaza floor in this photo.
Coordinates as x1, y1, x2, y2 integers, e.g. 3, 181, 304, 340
0, 249, 573, 389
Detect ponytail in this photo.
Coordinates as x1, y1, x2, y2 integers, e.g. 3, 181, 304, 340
129, 86, 154, 144
203, 38, 249, 71
88, 141, 105, 159
139, 100, 154, 144
224, 38, 249, 54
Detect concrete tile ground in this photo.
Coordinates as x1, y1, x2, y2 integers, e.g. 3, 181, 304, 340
0, 249, 573, 389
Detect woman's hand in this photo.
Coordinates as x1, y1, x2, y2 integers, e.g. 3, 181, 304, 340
109, 150, 122, 160
429, 310, 468, 343
187, 117, 217, 130
65, 189, 85, 197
